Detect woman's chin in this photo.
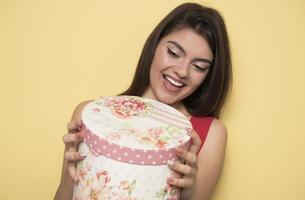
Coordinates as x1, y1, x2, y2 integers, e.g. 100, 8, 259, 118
156, 95, 181, 107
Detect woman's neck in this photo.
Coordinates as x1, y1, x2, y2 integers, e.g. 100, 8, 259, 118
171, 103, 192, 120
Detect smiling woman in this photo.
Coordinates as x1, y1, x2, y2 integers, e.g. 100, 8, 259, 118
55, 2, 231, 200
143, 28, 213, 107
122, 3, 231, 118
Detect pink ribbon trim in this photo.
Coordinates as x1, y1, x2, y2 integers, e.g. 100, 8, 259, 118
82, 125, 189, 166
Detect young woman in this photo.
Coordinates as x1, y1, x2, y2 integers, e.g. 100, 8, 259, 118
55, 3, 231, 200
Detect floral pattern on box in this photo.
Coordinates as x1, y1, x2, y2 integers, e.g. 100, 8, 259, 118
87, 96, 191, 150
73, 149, 180, 200
73, 96, 191, 200
74, 151, 139, 200
102, 96, 151, 119
104, 125, 186, 149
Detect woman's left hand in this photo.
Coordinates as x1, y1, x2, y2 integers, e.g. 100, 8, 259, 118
167, 129, 202, 198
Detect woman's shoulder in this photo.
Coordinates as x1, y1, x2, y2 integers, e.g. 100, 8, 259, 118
75, 100, 92, 110
70, 100, 93, 121
197, 118, 227, 160
208, 118, 228, 142
190, 116, 227, 146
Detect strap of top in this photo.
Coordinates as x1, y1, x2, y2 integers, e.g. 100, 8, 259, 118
190, 116, 214, 150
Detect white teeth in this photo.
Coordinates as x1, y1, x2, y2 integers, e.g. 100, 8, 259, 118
165, 75, 184, 87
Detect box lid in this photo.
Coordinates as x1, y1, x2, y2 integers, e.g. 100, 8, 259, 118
81, 96, 192, 165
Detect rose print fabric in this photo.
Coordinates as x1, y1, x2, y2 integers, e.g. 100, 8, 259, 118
73, 96, 191, 200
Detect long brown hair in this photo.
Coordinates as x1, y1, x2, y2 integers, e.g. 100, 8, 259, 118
122, 3, 232, 118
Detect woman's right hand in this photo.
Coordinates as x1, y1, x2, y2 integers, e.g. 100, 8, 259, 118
62, 120, 86, 182
54, 101, 91, 200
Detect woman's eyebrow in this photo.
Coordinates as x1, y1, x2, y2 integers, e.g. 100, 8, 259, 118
166, 41, 212, 64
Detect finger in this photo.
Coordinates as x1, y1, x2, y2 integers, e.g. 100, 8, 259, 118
63, 132, 84, 152
64, 151, 86, 162
188, 130, 202, 154
67, 120, 82, 133
167, 176, 193, 188
167, 160, 195, 176
175, 148, 197, 166
63, 132, 84, 145
67, 162, 78, 182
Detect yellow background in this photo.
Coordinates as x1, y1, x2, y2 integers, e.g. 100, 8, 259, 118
1, 0, 304, 199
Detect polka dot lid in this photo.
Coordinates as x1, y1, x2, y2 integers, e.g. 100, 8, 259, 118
81, 96, 192, 165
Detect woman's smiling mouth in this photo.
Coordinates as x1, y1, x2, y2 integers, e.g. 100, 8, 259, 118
163, 74, 185, 92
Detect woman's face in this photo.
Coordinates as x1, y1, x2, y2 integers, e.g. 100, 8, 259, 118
143, 28, 213, 108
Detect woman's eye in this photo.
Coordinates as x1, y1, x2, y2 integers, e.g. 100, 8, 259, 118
194, 64, 208, 72
167, 48, 180, 58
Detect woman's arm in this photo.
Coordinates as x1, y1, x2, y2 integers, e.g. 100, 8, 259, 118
54, 101, 91, 200
194, 119, 228, 200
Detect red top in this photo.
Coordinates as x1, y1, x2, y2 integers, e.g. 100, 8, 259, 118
190, 116, 214, 150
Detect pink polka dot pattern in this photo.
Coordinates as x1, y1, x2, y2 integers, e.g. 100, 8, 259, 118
82, 125, 187, 165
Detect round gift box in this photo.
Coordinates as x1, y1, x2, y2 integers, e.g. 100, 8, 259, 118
73, 96, 192, 200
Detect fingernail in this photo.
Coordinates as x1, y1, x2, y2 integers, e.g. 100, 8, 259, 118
75, 120, 83, 128
79, 155, 86, 160
167, 160, 175, 167
167, 177, 174, 183
175, 147, 184, 156
186, 127, 193, 134
79, 152, 87, 158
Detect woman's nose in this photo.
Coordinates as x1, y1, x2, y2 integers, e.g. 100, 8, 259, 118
173, 61, 189, 78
